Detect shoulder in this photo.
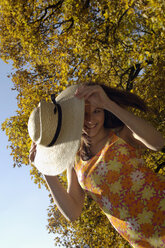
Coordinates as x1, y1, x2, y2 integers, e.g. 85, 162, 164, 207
117, 125, 146, 150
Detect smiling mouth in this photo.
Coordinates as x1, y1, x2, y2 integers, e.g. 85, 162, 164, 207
85, 124, 97, 129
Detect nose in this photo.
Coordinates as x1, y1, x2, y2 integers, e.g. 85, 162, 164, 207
85, 112, 95, 126
84, 104, 93, 123
85, 113, 91, 122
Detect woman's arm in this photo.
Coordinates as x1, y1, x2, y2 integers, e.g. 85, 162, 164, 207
75, 85, 164, 151
44, 167, 85, 222
29, 143, 85, 222
106, 101, 164, 151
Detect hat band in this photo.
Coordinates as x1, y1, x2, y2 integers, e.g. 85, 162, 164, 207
47, 102, 62, 147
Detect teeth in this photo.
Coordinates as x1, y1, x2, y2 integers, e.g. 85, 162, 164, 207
86, 124, 96, 129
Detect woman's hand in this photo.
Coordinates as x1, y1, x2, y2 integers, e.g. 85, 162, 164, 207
29, 142, 37, 163
75, 85, 111, 108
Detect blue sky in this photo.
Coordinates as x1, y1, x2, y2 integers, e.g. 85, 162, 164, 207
0, 59, 63, 248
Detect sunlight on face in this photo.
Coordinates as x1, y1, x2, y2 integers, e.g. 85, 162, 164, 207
84, 102, 105, 138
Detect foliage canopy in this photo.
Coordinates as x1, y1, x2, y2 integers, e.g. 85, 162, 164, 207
0, 0, 165, 247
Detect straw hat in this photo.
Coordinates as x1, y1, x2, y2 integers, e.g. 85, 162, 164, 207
28, 85, 84, 175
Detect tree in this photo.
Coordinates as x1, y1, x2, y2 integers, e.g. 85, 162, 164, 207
1, 0, 165, 246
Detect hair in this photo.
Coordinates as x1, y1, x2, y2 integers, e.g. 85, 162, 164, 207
79, 82, 147, 161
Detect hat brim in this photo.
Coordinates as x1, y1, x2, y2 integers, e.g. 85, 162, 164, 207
33, 86, 84, 176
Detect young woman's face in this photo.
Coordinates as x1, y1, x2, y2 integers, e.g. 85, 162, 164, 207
84, 102, 105, 138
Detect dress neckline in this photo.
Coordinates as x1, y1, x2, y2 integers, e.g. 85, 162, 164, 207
81, 130, 118, 163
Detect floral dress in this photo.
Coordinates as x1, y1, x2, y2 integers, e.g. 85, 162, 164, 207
74, 131, 165, 248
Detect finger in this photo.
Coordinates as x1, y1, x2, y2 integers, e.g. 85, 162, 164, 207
83, 89, 98, 100
82, 91, 101, 105
75, 85, 96, 96
30, 141, 36, 148
29, 142, 36, 152
29, 149, 37, 164
75, 86, 87, 98
29, 150, 36, 163
29, 146, 36, 154
75, 86, 98, 99
29, 153, 33, 163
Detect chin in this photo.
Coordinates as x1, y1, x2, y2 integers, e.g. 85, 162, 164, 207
86, 128, 99, 138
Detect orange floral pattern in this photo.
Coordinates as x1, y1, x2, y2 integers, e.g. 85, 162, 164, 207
74, 131, 165, 248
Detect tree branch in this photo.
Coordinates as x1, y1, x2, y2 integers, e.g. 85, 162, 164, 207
113, 2, 135, 40
119, 60, 153, 90
60, 18, 74, 33
30, 0, 64, 24
113, 7, 131, 38
82, 0, 90, 10
155, 162, 165, 173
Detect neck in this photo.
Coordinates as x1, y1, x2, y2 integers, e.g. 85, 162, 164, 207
90, 128, 110, 153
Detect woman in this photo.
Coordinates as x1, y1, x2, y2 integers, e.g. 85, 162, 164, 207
29, 84, 165, 248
